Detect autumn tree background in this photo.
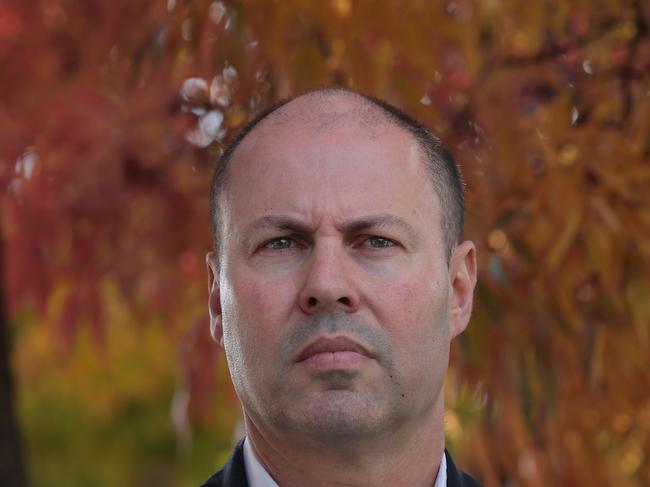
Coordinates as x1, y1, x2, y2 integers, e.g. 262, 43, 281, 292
1, 0, 649, 486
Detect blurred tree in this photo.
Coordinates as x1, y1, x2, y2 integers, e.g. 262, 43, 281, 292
0, 245, 26, 486
1, 0, 649, 486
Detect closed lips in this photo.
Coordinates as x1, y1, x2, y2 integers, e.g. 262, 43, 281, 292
295, 336, 373, 362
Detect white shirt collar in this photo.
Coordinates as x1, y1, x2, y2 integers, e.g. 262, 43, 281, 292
242, 437, 447, 487
435, 452, 448, 487
243, 437, 280, 487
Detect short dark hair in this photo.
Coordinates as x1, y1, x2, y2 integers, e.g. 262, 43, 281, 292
210, 88, 465, 258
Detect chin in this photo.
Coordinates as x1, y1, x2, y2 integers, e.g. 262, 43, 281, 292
281, 389, 391, 442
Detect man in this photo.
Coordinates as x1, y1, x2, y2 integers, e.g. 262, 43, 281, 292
202, 88, 481, 487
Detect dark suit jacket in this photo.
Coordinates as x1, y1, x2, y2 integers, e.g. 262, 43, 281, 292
200, 439, 483, 487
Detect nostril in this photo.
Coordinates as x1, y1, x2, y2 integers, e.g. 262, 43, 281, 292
308, 297, 318, 307
338, 297, 350, 306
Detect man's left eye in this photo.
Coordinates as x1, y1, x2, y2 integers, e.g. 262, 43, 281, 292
363, 236, 394, 248
263, 238, 295, 250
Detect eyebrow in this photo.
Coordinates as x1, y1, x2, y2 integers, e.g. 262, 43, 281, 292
243, 213, 421, 244
244, 215, 314, 237
339, 214, 420, 243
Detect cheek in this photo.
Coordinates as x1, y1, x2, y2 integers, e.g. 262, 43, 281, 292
379, 275, 451, 397
223, 271, 297, 350
368, 267, 450, 350
221, 272, 298, 397
376, 263, 447, 314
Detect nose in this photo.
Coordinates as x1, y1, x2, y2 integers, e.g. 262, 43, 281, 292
298, 241, 360, 315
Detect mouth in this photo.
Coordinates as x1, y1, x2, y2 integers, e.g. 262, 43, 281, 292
295, 336, 375, 369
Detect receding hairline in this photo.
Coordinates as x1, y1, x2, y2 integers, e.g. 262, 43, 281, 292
228, 89, 407, 158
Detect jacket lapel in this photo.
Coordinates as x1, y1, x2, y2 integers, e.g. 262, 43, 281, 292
444, 449, 483, 487
200, 438, 249, 487
221, 439, 249, 487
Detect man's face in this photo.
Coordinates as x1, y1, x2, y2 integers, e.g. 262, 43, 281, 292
208, 98, 476, 445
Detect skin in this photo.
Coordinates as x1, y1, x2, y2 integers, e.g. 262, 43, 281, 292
207, 93, 477, 487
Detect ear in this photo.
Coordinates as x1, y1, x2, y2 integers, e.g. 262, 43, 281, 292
448, 240, 477, 339
206, 251, 224, 346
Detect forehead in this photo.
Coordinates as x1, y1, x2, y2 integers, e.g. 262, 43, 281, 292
222, 95, 440, 236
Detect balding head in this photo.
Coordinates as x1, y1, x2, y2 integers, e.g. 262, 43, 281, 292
210, 88, 464, 259
244, 90, 393, 134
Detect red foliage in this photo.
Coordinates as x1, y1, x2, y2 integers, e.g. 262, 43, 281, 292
2, 0, 649, 485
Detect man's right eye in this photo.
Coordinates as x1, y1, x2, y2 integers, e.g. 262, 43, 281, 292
262, 238, 295, 250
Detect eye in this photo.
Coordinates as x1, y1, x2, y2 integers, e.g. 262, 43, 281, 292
362, 236, 395, 249
262, 237, 296, 250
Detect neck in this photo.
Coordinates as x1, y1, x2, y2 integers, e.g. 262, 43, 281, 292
244, 397, 445, 487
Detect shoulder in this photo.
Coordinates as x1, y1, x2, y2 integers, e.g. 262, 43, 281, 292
199, 439, 249, 487
445, 449, 484, 487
